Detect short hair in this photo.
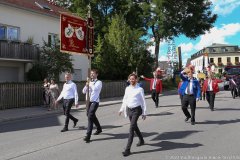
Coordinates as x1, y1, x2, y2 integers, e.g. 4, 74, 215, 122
65, 72, 72, 77
91, 69, 98, 74
128, 73, 138, 80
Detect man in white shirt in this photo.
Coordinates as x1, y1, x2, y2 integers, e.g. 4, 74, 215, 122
55, 73, 79, 132
119, 73, 147, 157
82, 69, 102, 143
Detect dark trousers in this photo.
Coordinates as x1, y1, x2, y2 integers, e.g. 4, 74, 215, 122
63, 99, 78, 128
151, 89, 159, 107
86, 102, 102, 137
126, 106, 144, 151
206, 91, 215, 109
182, 95, 196, 122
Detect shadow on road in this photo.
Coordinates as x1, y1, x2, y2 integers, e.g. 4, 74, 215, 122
101, 125, 123, 129
147, 112, 174, 117
196, 119, 240, 125
158, 105, 181, 108
0, 115, 61, 133
132, 141, 203, 155
151, 130, 202, 141
215, 108, 240, 111
93, 132, 158, 142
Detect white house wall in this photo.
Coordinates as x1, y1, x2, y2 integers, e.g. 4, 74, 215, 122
0, 61, 24, 82
0, 4, 88, 81
191, 56, 204, 72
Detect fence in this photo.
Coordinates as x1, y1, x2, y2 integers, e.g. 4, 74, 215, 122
0, 81, 150, 110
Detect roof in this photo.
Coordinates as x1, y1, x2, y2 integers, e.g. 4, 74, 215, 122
207, 43, 237, 48
0, 0, 69, 18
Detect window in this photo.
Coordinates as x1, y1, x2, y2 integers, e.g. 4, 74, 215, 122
48, 33, 58, 46
227, 57, 231, 63
0, 26, 6, 39
222, 47, 228, 52
218, 58, 222, 63
210, 58, 214, 63
0, 25, 20, 40
235, 57, 239, 63
210, 48, 216, 52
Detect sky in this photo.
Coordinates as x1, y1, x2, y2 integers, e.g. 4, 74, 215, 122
149, 0, 240, 66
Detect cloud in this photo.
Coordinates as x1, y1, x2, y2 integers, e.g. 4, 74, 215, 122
147, 45, 155, 54
159, 55, 168, 61
147, 38, 168, 54
178, 42, 194, 52
211, 0, 240, 15
195, 23, 240, 50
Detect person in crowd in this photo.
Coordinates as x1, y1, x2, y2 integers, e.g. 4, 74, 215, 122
179, 67, 201, 125
42, 78, 50, 108
82, 69, 103, 143
55, 73, 79, 132
141, 71, 162, 107
229, 75, 240, 98
49, 79, 59, 110
178, 79, 183, 101
202, 72, 223, 111
119, 73, 147, 157
199, 78, 206, 101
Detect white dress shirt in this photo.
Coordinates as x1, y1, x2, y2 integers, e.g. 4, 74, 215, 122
207, 79, 213, 91
152, 78, 157, 89
119, 85, 147, 117
57, 81, 78, 105
82, 79, 102, 102
185, 79, 193, 95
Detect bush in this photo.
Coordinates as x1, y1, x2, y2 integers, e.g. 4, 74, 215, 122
26, 64, 47, 81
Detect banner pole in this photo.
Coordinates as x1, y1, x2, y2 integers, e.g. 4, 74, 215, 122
85, 4, 92, 114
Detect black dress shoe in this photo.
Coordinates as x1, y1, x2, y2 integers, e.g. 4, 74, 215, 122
73, 119, 78, 128
191, 121, 195, 125
83, 136, 90, 143
61, 128, 68, 132
185, 117, 191, 122
211, 108, 214, 111
93, 130, 102, 135
122, 150, 131, 157
136, 140, 145, 147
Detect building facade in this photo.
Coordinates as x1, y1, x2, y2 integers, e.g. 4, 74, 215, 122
0, 0, 89, 82
190, 43, 240, 74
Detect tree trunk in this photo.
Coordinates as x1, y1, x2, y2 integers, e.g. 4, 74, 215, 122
154, 39, 160, 69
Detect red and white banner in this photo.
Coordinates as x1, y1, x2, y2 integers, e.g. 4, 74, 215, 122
60, 13, 88, 54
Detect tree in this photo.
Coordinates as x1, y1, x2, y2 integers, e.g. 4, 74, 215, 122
138, 0, 217, 68
40, 41, 73, 80
93, 14, 153, 80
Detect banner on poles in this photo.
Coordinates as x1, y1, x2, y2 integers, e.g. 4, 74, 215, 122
87, 17, 94, 55
60, 13, 88, 54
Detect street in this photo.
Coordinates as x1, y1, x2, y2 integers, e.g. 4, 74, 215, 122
1, 90, 240, 160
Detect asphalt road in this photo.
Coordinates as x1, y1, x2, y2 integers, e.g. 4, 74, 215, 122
1, 90, 240, 160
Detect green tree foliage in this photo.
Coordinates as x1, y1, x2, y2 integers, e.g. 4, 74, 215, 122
26, 64, 48, 81
93, 14, 153, 80
137, 0, 217, 67
52, 0, 216, 79
39, 41, 74, 80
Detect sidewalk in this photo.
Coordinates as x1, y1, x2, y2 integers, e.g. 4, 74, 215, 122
0, 90, 177, 123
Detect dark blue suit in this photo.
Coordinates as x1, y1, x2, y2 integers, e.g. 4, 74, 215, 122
179, 73, 201, 98
179, 72, 201, 123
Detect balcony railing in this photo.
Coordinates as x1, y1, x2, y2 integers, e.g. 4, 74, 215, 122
0, 40, 40, 61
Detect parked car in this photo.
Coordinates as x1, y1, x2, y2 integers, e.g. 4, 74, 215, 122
223, 65, 240, 90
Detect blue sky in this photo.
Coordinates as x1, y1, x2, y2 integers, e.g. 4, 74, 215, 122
149, 0, 240, 65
